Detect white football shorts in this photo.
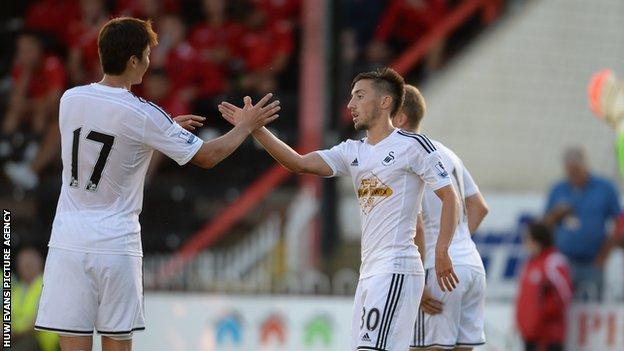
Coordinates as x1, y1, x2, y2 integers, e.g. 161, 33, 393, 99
411, 266, 486, 350
35, 247, 145, 337
352, 272, 425, 351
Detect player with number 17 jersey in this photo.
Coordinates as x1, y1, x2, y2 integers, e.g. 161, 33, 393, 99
49, 83, 202, 256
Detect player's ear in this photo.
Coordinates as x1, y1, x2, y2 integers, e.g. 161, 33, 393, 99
393, 112, 406, 128
128, 55, 139, 69
380, 95, 393, 111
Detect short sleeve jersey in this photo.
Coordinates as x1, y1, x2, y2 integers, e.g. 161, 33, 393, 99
317, 129, 451, 278
49, 83, 203, 256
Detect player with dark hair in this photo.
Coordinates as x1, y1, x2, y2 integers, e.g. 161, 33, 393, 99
34, 17, 280, 351
219, 67, 460, 350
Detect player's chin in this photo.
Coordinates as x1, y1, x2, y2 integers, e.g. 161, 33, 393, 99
354, 121, 367, 131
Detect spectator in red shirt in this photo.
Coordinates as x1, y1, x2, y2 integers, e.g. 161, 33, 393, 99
114, 0, 178, 19
2, 32, 67, 190
24, 0, 80, 44
66, 0, 110, 85
368, 0, 448, 68
190, 0, 243, 70
516, 222, 573, 351
3, 32, 66, 136
251, 0, 300, 26
237, 8, 294, 94
154, 14, 226, 101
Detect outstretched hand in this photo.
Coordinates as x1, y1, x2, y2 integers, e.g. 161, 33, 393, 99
218, 101, 242, 125
174, 114, 205, 131
218, 93, 280, 131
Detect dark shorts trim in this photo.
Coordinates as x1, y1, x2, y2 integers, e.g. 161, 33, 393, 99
97, 327, 145, 335
456, 341, 486, 346
410, 342, 485, 349
34, 325, 93, 335
410, 343, 456, 349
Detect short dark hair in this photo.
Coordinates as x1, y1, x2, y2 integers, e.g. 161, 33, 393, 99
98, 17, 158, 75
401, 85, 427, 130
351, 67, 405, 117
527, 222, 553, 248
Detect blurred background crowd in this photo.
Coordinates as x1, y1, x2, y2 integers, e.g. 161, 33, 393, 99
0, 0, 492, 253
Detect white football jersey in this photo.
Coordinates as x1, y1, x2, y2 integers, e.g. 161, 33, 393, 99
317, 129, 452, 278
421, 140, 484, 271
49, 83, 203, 256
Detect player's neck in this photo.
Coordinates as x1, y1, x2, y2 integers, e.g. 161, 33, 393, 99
99, 75, 133, 91
366, 119, 395, 145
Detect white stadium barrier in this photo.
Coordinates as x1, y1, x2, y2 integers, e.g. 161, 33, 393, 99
87, 295, 623, 351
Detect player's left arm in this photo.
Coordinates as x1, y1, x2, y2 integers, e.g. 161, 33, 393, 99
462, 165, 489, 234
433, 184, 460, 292
465, 193, 488, 234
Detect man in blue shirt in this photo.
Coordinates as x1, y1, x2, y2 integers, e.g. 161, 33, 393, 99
545, 147, 620, 301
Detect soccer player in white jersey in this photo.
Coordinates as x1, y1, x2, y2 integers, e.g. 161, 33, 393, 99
33, 17, 280, 351
392, 85, 489, 351
219, 68, 460, 351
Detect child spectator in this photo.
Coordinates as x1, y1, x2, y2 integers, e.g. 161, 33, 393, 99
516, 222, 573, 351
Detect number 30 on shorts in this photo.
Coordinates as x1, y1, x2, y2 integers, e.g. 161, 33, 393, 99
360, 307, 380, 331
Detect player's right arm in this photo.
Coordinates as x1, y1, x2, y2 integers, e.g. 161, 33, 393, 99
191, 95, 280, 169
250, 127, 333, 176
218, 100, 334, 176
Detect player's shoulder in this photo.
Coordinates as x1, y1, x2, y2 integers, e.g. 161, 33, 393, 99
127, 92, 175, 125
61, 84, 91, 100
395, 129, 437, 154
430, 139, 463, 163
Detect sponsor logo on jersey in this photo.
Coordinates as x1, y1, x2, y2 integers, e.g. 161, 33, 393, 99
178, 130, 197, 144
351, 158, 359, 166
357, 173, 393, 215
361, 333, 371, 342
435, 161, 449, 178
381, 151, 395, 166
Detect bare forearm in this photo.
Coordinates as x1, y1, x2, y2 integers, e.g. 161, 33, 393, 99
195, 123, 251, 168
467, 215, 485, 234
466, 194, 489, 234
252, 127, 305, 172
